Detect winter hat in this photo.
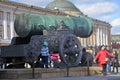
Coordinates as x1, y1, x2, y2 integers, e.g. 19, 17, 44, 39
43, 41, 48, 46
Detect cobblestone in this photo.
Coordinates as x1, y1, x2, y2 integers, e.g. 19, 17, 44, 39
25, 73, 120, 80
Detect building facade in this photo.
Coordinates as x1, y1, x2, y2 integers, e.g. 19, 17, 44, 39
111, 35, 120, 49
0, 0, 112, 47
111, 35, 120, 43
0, 0, 67, 45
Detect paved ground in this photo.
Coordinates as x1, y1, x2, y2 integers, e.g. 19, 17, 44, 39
0, 66, 119, 80
23, 67, 120, 80
23, 73, 120, 80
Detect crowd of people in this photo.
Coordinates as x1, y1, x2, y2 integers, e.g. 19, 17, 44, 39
80, 45, 119, 75
38, 41, 119, 75
86, 45, 119, 75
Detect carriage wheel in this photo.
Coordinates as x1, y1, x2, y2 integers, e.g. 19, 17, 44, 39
59, 34, 82, 66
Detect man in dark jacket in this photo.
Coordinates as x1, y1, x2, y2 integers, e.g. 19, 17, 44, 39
105, 46, 112, 72
112, 50, 119, 73
81, 48, 93, 66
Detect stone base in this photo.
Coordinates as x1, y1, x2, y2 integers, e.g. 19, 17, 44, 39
0, 67, 102, 79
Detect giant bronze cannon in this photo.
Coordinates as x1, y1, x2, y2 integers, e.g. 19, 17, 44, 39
0, 13, 93, 68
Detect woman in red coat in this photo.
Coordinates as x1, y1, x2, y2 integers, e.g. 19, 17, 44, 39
93, 45, 114, 75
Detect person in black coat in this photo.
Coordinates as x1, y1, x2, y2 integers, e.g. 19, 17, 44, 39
80, 48, 93, 66
112, 50, 119, 73
105, 46, 112, 72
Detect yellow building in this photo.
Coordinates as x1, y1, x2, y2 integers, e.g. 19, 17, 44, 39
0, 0, 112, 47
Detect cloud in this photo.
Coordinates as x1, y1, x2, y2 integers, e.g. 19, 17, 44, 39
102, 16, 111, 21
70, 0, 111, 4
111, 27, 120, 35
111, 18, 120, 27
78, 2, 118, 17
111, 18, 120, 35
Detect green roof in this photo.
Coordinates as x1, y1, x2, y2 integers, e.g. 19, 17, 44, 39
46, 0, 80, 12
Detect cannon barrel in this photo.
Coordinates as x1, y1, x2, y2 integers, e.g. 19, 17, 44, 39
14, 13, 93, 38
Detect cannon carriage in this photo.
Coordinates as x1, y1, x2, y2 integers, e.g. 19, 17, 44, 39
0, 13, 93, 68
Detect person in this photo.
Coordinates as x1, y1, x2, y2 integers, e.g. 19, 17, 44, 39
88, 47, 93, 54
51, 52, 61, 68
81, 48, 93, 66
105, 46, 112, 72
112, 50, 119, 73
40, 41, 50, 68
93, 45, 114, 75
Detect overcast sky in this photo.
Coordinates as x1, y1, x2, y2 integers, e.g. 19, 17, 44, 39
10, 0, 120, 35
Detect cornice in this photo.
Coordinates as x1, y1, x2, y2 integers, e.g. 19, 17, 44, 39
0, 0, 68, 16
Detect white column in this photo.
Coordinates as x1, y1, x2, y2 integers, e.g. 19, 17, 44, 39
80, 38, 83, 46
83, 38, 86, 47
104, 28, 106, 45
10, 11, 14, 39
90, 35, 92, 46
106, 27, 108, 45
84, 38, 87, 47
97, 27, 100, 46
91, 34, 94, 46
100, 27, 103, 45
3, 11, 8, 39
101, 28, 103, 45
103, 28, 105, 45
86, 38, 88, 47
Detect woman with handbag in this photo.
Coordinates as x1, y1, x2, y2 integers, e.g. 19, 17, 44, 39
93, 45, 114, 75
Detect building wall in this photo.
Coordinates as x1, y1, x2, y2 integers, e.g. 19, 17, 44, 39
79, 19, 111, 47
111, 35, 120, 43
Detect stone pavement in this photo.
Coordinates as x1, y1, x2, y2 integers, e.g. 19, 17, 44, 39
24, 73, 120, 80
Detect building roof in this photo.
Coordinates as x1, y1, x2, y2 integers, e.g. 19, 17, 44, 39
0, 0, 68, 16
46, 0, 80, 12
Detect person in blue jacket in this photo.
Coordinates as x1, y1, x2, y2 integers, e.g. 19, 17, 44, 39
40, 41, 50, 68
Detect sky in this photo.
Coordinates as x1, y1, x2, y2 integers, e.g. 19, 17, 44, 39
10, 0, 120, 35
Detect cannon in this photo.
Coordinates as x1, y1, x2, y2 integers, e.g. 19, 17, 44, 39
0, 13, 93, 68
